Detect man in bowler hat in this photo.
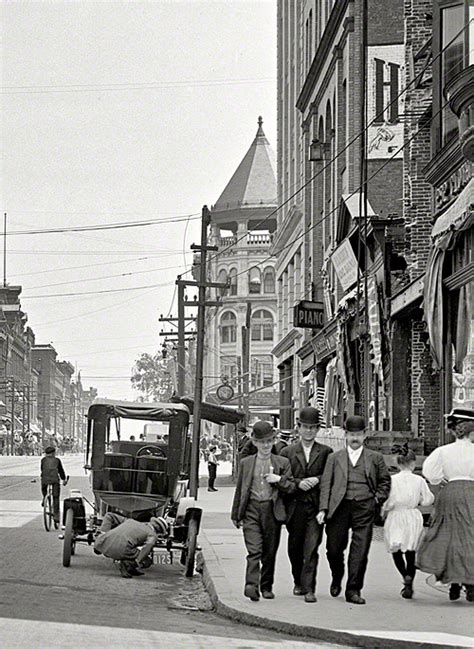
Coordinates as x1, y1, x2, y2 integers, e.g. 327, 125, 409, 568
280, 406, 332, 602
317, 415, 391, 604
231, 421, 295, 601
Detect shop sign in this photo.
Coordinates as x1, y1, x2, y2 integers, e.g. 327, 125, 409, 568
331, 240, 359, 291
311, 330, 337, 358
435, 161, 472, 213
367, 275, 383, 377
293, 300, 324, 329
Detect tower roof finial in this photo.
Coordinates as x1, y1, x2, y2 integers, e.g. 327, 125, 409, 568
256, 115, 264, 137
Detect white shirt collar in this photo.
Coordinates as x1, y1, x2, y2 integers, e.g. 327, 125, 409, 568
347, 445, 364, 466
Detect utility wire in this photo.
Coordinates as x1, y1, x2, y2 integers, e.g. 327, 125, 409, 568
178, 20, 470, 276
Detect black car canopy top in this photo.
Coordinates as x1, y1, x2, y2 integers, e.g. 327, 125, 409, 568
88, 399, 190, 422
174, 396, 244, 425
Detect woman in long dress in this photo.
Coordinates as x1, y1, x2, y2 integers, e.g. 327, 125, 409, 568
416, 408, 474, 602
383, 446, 434, 598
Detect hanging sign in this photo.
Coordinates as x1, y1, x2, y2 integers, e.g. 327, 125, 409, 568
331, 240, 358, 291
293, 301, 324, 329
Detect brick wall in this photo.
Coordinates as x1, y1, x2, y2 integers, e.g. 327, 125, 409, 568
368, 0, 404, 45
410, 319, 441, 452
367, 159, 403, 218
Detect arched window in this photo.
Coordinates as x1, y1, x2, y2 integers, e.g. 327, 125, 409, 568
248, 267, 261, 294
220, 311, 237, 343
228, 268, 237, 296
217, 269, 228, 297
251, 309, 274, 341
263, 267, 275, 293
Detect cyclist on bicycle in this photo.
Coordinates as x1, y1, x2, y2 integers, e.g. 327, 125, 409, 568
41, 446, 67, 526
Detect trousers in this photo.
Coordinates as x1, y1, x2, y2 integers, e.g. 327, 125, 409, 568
325, 498, 376, 594
286, 501, 323, 593
242, 499, 281, 591
42, 482, 60, 523
208, 463, 217, 489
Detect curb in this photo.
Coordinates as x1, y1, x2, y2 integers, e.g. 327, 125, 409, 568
198, 533, 470, 649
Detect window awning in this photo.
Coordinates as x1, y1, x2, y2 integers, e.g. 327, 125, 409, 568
341, 192, 376, 220
432, 179, 473, 240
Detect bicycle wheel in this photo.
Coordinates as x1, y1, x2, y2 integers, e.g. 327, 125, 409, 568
43, 492, 53, 532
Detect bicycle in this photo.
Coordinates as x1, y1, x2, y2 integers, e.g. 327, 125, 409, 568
43, 476, 69, 532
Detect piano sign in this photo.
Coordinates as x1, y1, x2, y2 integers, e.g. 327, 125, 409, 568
293, 301, 324, 329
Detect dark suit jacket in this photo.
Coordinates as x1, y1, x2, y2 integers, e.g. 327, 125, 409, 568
319, 447, 391, 519
231, 454, 295, 524
280, 441, 333, 520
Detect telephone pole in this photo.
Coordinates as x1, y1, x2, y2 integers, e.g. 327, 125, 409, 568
242, 302, 252, 425
187, 206, 228, 498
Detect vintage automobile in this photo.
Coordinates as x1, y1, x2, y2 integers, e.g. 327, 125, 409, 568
61, 399, 202, 576
60, 397, 244, 575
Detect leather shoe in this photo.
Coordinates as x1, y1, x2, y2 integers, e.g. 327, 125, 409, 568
293, 585, 304, 596
261, 590, 275, 599
400, 575, 413, 599
304, 592, 317, 603
345, 592, 366, 605
330, 581, 342, 597
449, 583, 461, 601
119, 562, 133, 578
244, 585, 259, 601
465, 584, 474, 602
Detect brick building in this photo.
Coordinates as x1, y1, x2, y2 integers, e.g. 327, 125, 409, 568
275, 0, 405, 431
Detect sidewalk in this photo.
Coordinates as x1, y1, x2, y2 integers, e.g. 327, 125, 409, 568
195, 473, 473, 649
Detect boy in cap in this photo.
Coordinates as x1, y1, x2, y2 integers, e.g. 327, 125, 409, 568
231, 421, 295, 601
40, 446, 67, 528
317, 415, 391, 604
94, 513, 168, 578
280, 406, 332, 602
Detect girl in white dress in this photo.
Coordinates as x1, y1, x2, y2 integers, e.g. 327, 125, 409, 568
383, 446, 434, 599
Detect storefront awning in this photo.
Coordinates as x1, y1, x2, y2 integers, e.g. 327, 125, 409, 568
431, 179, 473, 240
341, 193, 376, 220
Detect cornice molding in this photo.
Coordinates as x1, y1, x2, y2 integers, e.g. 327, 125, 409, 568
423, 137, 464, 187
272, 327, 302, 358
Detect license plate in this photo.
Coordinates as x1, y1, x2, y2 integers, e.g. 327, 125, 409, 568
153, 549, 172, 565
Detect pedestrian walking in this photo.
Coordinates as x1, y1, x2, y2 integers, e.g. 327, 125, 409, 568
40, 445, 67, 527
382, 444, 434, 599
231, 421, 295, 602
317, 415, 391, 604
207, 444, 220, 492
416, 407, 474, 603
280, 407, 332, 603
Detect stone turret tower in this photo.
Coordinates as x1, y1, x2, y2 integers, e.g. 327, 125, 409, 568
203, 118, 279, 425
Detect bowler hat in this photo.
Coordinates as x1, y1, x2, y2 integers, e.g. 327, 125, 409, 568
344, 415, 366, 433
251, 421, 275, 440
298, 406, 320, 425
44, 446, 56, 454
445, 407, 474, 423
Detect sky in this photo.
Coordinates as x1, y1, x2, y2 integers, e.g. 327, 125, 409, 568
1, 0, 277, 400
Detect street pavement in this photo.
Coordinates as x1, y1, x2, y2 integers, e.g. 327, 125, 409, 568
0, 455, 344, 649
196, 465, 474, 649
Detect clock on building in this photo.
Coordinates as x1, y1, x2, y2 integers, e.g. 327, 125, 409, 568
216, 383, 234, 402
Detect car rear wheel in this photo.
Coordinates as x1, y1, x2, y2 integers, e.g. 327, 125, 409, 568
185, 517, 198, 578
62, 508, 74, 567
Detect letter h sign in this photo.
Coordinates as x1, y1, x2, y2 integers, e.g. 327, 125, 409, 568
374, 58, 400, 124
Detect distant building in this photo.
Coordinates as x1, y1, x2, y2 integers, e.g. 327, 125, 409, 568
204, 118, 279, 425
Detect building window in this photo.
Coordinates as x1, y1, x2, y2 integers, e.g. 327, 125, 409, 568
263, 267, 275, 293
251, 355, 274, 389
217, 269, 228, 297
251, 309, 274, 341
248, 267, 262, 294
221, 356, 238, 387
228, 267, 237, 295
441, 3, 465, 143
220, 311, 237, 343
